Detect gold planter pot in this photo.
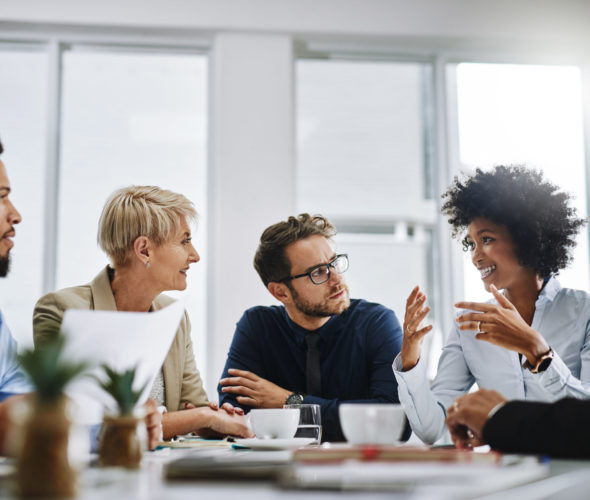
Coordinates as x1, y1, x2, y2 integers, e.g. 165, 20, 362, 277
16, 396, 76, 498
99, 412, 145, 468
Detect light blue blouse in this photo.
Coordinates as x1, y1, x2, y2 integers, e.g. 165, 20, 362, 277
0, 311, 32, 395
393, 277, 590, 444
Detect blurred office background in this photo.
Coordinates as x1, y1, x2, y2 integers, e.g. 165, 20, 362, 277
0, 0, 589, 397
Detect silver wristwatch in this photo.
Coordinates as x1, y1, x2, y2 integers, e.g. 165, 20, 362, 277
285, 392, 305, 405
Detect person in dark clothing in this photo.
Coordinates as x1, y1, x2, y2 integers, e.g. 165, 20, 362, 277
218, 214, 405, 442
446, 388, 590, 459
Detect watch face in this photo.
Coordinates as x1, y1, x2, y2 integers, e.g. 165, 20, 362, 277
285, 393, 304, 405
537, 356, 553, 373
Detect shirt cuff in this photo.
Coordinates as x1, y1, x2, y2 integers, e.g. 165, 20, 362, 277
487, 402, 506, 421
527, 351, 572, 395
392, 351, 427, 383
157, 405, 168, 415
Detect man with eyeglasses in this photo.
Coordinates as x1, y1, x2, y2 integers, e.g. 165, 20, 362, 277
218, 214, 405, 442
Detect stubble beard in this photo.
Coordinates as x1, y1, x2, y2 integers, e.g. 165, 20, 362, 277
0, 255, 9, 277
289, 283, 351, 318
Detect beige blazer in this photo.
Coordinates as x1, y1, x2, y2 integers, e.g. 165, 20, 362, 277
32, 266, 209, 411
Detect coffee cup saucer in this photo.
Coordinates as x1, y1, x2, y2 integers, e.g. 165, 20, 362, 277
233, 437, 315, 450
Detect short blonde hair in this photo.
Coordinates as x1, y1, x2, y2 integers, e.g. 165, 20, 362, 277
98, 185, 197, 267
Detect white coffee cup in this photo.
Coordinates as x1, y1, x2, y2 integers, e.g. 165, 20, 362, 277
339, 404, 406, 445
248, 408, 300, 439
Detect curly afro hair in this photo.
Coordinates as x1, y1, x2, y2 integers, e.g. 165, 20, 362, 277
441, 165, 586, 278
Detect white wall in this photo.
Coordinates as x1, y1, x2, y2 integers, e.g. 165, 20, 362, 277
208, 33, 294, 395
2, 0, 590, 43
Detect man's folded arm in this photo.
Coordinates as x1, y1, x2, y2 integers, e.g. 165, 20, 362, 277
217, 314, 264, 409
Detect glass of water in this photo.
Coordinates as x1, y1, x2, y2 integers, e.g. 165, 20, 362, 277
283, 403, 322, 444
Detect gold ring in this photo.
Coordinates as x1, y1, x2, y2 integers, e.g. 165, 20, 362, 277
476, 321, 481, 332
452, 401, 459, 412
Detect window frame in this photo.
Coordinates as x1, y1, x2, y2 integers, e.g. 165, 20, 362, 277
294, 55, 441, 359
1, 28, 211, 295
2, 24, 590, 383
295, 40, 590, 341
0, 29, 212, 378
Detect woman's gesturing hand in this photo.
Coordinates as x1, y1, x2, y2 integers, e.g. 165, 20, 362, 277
455, 284, 550, 365
401, 286, 433, 371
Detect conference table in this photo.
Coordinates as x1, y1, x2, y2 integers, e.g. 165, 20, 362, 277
1, 441, 587, 500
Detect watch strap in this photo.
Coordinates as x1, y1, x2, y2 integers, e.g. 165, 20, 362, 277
524, 347, 554, 373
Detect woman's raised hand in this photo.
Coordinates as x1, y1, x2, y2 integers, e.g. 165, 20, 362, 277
401, 285, 433, 371
455, 285, 550, 365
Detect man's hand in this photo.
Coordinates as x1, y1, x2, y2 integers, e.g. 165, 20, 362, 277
219, 368, 290, 408
143, 398, 162, 450
446, 389, 507, 449
455, 285, 550, 365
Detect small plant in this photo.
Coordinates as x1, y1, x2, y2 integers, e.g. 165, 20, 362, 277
97, 365, 148, 468
18, 334, 88, 404
16, 333, 87, 498
98, 365, 148, 416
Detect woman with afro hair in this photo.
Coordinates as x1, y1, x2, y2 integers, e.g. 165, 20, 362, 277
393, 165, 590, 445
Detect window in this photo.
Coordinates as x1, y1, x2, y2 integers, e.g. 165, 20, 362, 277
450, 63, 588, 301
296, 58, 440, 365
0, 42, 208, 377
57, 47, 209, 371
0, 47, 48, 348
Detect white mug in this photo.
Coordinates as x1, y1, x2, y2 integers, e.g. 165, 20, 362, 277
248, 408, 300, 439
339, 404, 406, 445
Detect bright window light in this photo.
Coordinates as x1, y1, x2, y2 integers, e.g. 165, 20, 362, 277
454, 63, 588, 301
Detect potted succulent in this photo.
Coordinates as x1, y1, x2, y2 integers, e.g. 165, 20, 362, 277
97, 365, 148, 468
16, 335, 87, 498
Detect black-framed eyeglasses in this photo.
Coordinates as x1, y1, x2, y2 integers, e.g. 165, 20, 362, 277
279, 254, 349, 285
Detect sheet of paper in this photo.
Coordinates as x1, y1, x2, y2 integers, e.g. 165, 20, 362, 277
165, 449, 293, 480
60, 300, 184, 425
284, 459, 547, 497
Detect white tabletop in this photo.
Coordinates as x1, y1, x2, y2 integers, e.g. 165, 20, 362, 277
2, 447, 590, 500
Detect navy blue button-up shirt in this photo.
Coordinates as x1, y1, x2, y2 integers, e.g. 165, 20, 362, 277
218, 299, 403, 441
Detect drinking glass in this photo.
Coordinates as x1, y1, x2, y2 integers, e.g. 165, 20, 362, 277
283, 403, 322, 444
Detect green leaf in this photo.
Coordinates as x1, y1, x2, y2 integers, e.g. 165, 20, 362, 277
97, 364, 147, 415
18, 333, 88, 403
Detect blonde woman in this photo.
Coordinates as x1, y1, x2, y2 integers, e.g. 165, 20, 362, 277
33, 186, 251, 440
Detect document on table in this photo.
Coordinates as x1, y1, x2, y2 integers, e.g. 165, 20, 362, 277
157, 437, 234, 450
166, 450, 293, 480
60, 300, 184, 425
281, 459, 548, 497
